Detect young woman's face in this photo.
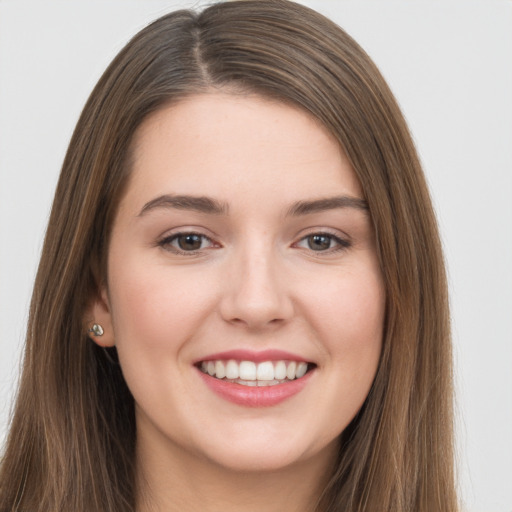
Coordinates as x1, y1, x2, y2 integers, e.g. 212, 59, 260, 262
95, 93, 385, 473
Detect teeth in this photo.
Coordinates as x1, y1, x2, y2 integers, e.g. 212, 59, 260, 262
225, 360, 239, 379
296, 362, 308, 378
215, 360, 226, 379
239, 361, 257, 380
199, 359, 311, 382
274, 360, 287, 380
239, 379, 286, 387
286, 361, 297, 380
256, 361, 274, 381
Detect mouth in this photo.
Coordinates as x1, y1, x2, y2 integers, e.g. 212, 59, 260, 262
194, 350, 316, 407
197, 359, 314, 387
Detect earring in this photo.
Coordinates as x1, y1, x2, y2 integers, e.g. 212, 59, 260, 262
88, 323, 104, 337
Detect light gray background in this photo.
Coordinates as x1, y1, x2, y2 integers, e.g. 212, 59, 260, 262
0, 1, 511, 511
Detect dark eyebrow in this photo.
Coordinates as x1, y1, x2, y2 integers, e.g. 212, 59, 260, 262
138, 194, 229, 217
287, 196, 369, 216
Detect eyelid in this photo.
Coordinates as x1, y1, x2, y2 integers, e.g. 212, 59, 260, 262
157, 229, 220, 255
155, 226, 351, 256
292, 228, 352, 253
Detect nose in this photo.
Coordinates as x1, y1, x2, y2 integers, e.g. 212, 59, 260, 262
219, 244, 294, 330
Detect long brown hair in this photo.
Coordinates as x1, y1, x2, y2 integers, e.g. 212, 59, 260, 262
0, 1, 457, 510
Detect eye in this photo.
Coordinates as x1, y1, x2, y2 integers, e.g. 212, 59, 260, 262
158, 232, 216, 253
296, 233, 350, 252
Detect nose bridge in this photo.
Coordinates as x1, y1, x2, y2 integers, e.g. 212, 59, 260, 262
220, 233, 293, 328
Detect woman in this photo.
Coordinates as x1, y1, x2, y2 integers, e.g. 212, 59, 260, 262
0, 1, 458, 510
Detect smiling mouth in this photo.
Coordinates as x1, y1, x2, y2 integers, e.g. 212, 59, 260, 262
198, 359, 314, 387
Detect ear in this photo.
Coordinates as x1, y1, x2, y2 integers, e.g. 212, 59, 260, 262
84, 286, 115, 347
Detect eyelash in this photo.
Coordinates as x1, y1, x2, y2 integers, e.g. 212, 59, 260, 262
157, 231, 351, 255
294, 232, 351, 253
157, 232, 217, 255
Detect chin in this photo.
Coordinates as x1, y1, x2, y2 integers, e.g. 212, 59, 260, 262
214, 449, 300, 473
191, 428, 338, 475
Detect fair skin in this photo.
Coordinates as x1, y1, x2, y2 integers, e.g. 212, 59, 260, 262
90, 93, 385, 512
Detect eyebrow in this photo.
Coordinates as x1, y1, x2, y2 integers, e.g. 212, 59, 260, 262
138, 194, 229, 216
287, 196, 369, 216
137, 194, 369, 218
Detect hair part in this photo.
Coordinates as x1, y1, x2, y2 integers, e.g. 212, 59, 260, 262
0, 1, 457, 511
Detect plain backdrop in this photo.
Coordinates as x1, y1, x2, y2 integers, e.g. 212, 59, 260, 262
0, 1, 511, 511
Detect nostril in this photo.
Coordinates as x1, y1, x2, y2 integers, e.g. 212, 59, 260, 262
218, 272, 294, 328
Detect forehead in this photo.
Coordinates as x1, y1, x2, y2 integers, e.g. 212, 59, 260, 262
125, 93, 363, 211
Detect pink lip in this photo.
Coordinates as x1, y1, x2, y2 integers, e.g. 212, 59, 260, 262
197, 368, 314, 407
194, 349, 310, 364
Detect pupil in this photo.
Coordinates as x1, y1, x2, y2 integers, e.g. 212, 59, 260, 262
178, 234, 202, 250
308, 234, 331, 251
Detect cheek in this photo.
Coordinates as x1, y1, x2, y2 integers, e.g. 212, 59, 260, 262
105, 257, 224, 419
107, 257, 218, 361
302, 262, 385, 398
304, 266, 384, 433
304, 264, 385, 349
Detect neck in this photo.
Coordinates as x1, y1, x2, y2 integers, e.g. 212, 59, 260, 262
135, 435, 337, 512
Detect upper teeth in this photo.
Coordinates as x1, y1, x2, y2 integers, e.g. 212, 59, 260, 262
200, 360, 308, 381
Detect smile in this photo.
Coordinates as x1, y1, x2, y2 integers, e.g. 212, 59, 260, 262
196, 354, 315, 407
199, 359, 310, 386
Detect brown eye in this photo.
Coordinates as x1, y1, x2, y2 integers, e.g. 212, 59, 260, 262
295, 232, 351, 253
307, 234, 333, 251
159, 232, 215, 253
177, 234, 203, 251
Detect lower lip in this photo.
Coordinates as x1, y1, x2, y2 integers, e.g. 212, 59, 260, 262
197, 368, 313, 407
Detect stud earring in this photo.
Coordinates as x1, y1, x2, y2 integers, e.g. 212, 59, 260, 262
88, 324, 104, 337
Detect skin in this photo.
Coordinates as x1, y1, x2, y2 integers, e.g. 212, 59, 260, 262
89, 93, 385, 512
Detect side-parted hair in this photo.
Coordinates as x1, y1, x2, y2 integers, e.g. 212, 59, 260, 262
0, 1, 457, 510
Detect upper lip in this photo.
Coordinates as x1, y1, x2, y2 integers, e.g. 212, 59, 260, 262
194, 349, 311, 364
